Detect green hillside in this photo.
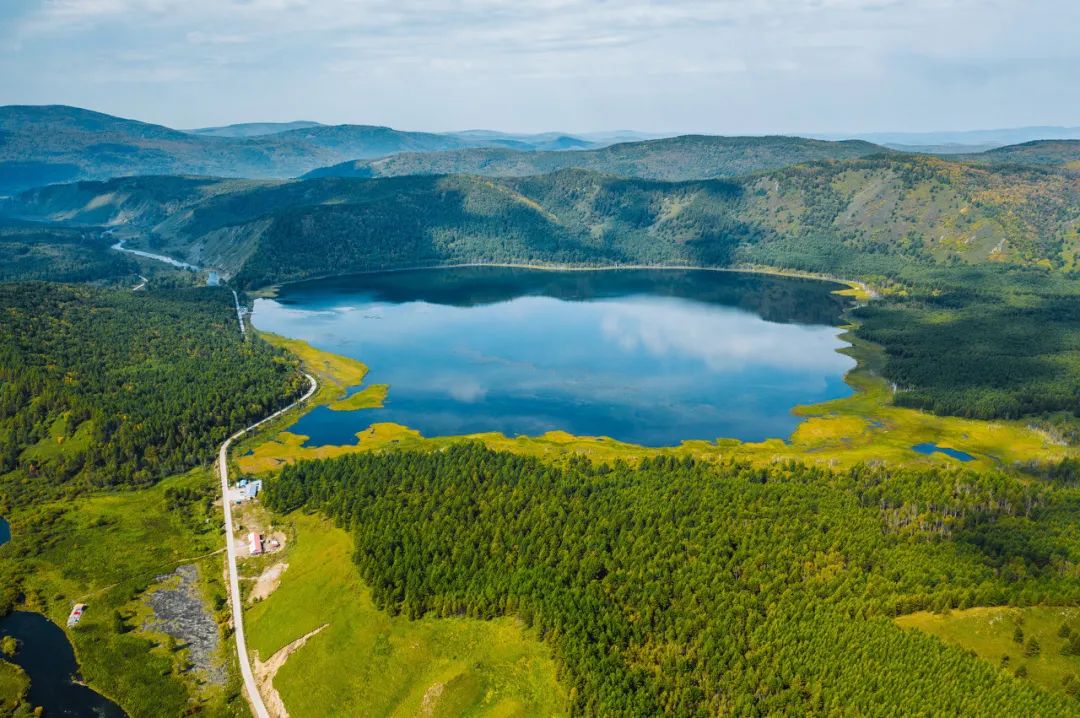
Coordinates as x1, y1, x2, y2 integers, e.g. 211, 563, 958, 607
5, 155, 1080, 424
0, 283, 304, 506
0, 220, 137, 283
0, 105, 498, 194
302, 134, 889, 181
9, 155, 1078, 280
959, 140, 1080, 170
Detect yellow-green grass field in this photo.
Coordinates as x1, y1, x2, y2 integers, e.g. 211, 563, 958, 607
237, 325, 1071, 476
260, 331, 369, 406
329, 383, 389, 412
244, 512, 568, 718
19, 412, 94, 465
897, 607, 1080, 697
5, 469, 246, 717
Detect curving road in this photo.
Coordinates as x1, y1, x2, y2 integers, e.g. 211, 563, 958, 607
218, 372, 317, 718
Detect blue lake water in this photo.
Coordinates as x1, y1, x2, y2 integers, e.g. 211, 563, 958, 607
252, 268, 857, 446
912, 442, 975, 462
0, 517, 8, 547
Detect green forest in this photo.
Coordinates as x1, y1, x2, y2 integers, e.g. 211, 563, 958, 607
0, 221, 137, 284
265, 443, 1080, 716
9, 153, 1080, 425
0, 282, 304, 507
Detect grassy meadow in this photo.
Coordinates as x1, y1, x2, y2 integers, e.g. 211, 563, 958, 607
3, 468, 246, 717
244, 512, 568, 718
897, 607, 1080, 698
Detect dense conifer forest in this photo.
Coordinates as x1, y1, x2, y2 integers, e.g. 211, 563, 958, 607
266, 443, 1080, 716
0, 282, 304, 506
0, 221, 137, 283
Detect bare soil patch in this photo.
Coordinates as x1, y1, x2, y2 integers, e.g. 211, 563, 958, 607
253, 623, 329, 718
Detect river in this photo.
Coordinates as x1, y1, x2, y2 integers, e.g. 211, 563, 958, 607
110, 240, 200, 271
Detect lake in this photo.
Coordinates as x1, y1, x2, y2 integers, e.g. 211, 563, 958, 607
252, 268, 857, 446
0, 611, 127, 717
0, 517, 8, 548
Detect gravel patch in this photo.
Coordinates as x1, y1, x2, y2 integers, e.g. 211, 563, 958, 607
144, 564, 225, 684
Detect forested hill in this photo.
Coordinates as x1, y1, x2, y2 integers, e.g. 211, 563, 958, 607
265, 443, 1080, 716
958, 139, 1080, 169
0, 105, 519, 194
7, 155, 1078, 285
0, 283, 304, 507
6, 156, 1079, 423
302, 134, 889, 181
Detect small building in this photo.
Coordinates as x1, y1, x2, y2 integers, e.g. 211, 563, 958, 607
245, 480, 263, 499
248, 532, 263, 556
67, 603, 87, 628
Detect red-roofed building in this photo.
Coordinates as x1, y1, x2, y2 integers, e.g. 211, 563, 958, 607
248, 532, 263, 556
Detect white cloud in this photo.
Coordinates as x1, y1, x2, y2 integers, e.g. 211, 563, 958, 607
597, 298, 854, 373
1, 0, 1076, 132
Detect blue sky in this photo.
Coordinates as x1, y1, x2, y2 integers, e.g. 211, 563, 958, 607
0, 0, 1076, 134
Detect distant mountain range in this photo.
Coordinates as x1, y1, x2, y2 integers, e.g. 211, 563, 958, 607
3, 106, 1078, 197
185, 120, 325, 138
959, 139, 1080, 168
0, 105, 504, 194
0, 106, 616, 195
303, 135, 889, 182
815, 126, 1080, 153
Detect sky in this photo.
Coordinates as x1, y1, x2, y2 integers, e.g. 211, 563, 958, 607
0, 0, 1077, 134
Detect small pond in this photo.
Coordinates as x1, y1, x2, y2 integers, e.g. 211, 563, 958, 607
0, 611, 127, 717
912, 443, 975, 462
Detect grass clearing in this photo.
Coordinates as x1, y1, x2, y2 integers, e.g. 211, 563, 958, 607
259, 331, 368, 406
4, 469, 246, 717
244, 512, 568, 718
897, 607, 1080, 697
0, 658, 28, 714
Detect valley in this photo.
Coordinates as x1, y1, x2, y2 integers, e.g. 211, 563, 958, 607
2, 104, 1080, 717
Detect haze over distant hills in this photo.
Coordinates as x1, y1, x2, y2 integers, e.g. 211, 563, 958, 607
185, 120, 325, 138
0, 106, 620, 194
3, 105, 1078, 199
815, 126, 1080, 154
303, 136, 889, 182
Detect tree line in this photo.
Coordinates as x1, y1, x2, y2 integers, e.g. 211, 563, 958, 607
265, 443, 1080, 716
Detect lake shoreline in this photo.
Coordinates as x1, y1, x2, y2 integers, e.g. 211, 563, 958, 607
253, 267, 857, 447
248, 261, 873, 302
